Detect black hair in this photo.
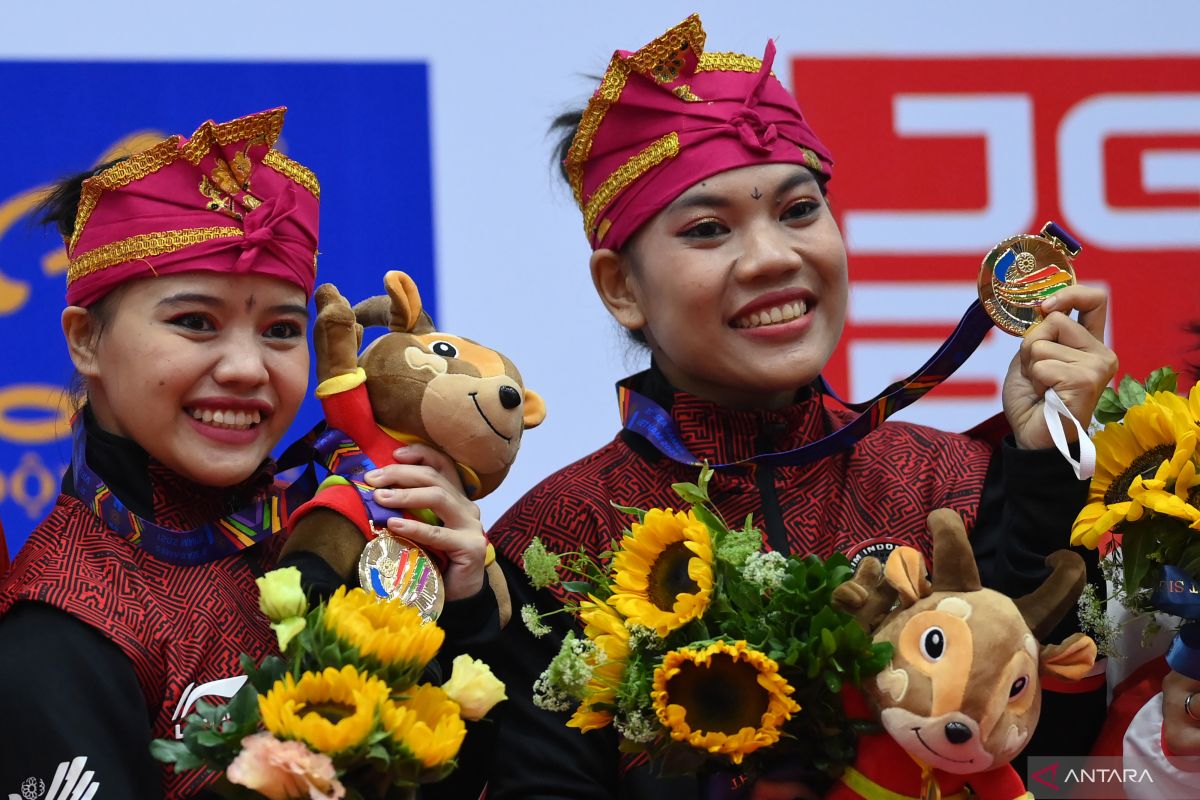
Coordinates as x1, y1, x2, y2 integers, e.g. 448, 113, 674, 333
36, 158, 128, 408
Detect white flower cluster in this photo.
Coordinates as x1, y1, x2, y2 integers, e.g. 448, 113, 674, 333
741, 550, 788, 589
532, 672, 575, 712
627, 623, 664, 652
614, 707, 661, 744
532, 632, 597, 712
521, 604, 551, 638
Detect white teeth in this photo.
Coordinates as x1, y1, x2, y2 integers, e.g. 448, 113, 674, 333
733, 300, 809, 329
188, 408, 261, 430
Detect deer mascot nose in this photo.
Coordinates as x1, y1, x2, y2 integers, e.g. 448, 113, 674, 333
499, 385, 522, 410
945, 721, 973, 744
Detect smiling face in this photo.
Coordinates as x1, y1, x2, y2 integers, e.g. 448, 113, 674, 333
65, 272, 310, 487
592, 162, 848, 409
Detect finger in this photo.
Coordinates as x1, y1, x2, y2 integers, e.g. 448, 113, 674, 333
387, 516, 486, 562
375, 485, 481, 527
366, 462, 456, 493
389, 443, 464, 490
1163, 672, 1200, 756
1038, 284, 1108, 341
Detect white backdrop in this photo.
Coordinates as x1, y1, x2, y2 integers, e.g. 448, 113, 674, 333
2, 0, 1198, 525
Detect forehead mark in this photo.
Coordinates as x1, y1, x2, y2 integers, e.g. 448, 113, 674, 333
750, 187, 763, 200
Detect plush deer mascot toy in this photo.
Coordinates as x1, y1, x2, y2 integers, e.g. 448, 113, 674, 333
282, 271, 545, 624
828, 509, 1097, 800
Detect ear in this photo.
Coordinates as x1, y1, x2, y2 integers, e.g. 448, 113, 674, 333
61, 306, 101, 378
884, 546, 931, 608
384, 270, 423, 332
1040, 632, 1097, 681
522, 388, 547, 429
590, 248, 645, 331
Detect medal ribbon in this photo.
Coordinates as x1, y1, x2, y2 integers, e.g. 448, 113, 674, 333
618, 300, 995, 469
312, 426, 394, 528
73, 414, 317, 567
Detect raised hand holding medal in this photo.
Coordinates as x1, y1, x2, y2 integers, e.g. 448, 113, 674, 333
981, 222, 1117, 469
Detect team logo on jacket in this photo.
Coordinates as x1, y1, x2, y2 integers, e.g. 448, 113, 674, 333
845, 537, 906, 570
10, 756, 96, 800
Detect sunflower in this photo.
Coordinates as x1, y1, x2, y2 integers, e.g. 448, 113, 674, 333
609, 508, 713, 637
1129, 454, 1200, 530
651, 640, 800, 765
259, 665, 389, 754
381, 683, 467, 770
567, 597, 630, 733
1071, 401, 1197, 548
322, 585, 444, 688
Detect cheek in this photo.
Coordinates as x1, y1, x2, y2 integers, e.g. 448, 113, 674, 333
271, 348, 310, 412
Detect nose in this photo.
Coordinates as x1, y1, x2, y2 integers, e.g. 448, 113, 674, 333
944, 721, 973, 745
499, 385, 521, 410
733, 220, 803, 281
213, 333, 270, 387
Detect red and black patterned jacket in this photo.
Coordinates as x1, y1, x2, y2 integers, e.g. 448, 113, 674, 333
480, 367, 1104, 799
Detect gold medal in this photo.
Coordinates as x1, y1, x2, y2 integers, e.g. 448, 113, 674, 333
358, 527, 445, 621
977, 221, 1080, 336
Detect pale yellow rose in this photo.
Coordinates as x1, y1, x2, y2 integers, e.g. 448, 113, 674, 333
272, 617, 307, 653
257, 567, 308, 623
226, 732, 345, 800
441, 654, 507, 721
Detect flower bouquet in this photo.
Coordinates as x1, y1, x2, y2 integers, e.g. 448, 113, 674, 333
521, 467, 892, 784
1072, 368, 1200, 674
151, 568, 505, 799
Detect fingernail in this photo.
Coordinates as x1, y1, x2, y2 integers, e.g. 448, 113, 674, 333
388, 516, 407, 530
365, 469, 382, 481
392, 447, 408, 459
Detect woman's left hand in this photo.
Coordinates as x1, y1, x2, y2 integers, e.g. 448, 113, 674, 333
1001, 284, 1118, 451
365, 443, 488, 602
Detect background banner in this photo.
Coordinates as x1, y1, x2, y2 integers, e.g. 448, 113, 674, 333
1, 1, 1197, 555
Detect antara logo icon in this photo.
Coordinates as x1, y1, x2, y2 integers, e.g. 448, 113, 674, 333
170, 675, 248, 739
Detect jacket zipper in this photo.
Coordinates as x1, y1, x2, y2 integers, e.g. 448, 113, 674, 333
754, 432, 790, 554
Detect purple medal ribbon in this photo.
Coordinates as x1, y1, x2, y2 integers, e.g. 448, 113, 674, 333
618, 299, 996, 469
72, 414, 317, 567
312, 426, 393, 526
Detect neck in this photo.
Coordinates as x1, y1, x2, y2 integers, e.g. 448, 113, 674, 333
653, 358, 797, 410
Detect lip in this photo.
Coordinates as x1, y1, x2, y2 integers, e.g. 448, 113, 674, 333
730, 288, 815, 324
186, 412, 263, 445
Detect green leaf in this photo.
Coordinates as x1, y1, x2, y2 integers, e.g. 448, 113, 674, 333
671, 482, 708, 507
1145, 366, 1179, 395
1121, 524, 1155, 594
560, 581, 596, 595
609, 502, 647, 522
149, 738, 196, 766
691, 504, 728, 538
1117, 375, 1147, 409
1094, 388, 1126, 424
225, 682, 260, 727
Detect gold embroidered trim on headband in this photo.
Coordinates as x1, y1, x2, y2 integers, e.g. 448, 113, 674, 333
263, 149, 321, 199
697, 51, 766, 74
566, 14, 705, 209
70, 109, 287, 255
583, 132, 680, 238
67, 226, 243, 283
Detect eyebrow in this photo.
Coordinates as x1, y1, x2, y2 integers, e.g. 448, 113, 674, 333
157, 293, 310, 318
667, 168, 820, 213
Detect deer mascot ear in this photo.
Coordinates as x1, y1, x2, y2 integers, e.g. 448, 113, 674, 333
1040, 632, 1098, 681
383, 269, 424, 333
884, 547, 930, 608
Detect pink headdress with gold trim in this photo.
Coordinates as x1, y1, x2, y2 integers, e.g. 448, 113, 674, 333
568, 15, 833, 251
66, 107, 320, 306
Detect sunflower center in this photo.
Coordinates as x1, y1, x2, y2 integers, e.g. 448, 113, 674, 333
647, 541, 700, 611
304, 700, 357, 723
1105, 443, 1176, 506
666, 653, 770, 735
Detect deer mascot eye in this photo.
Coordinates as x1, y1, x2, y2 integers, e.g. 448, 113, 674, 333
920, 627, 946, 661
430, 341, 458, 358
1009, 675, 1029, 700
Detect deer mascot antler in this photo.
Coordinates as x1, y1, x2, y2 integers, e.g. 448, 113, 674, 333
827, 509, 1097, 800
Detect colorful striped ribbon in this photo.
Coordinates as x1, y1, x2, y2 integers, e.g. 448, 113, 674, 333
617, 299, 996, 470
72, 414, 316, 566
